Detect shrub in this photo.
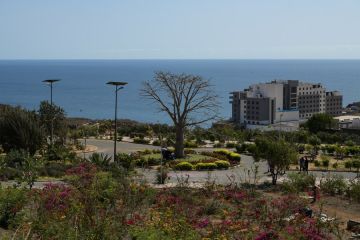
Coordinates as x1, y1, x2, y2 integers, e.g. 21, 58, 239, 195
147, 157, 160, 166
155, 167, 168, 184
214, 149, 230, 155
133, 137, 150, 144
332, 163, 338, 169
282, 173, 316, 193
38, 162, 70, 178
236, 143, 255, 153
0, 167, 22, 180
322, 159, 329, 168
173, 162, 193, 171
4, 149, 28, 168
115, 153, 135, 170
228, 152, 241, 162
200, 151, 228, 161
213, 142, 224, 148
352, 160, 360, 173
225, 142, 237, 148
213, 149, 241, 162
345, 161, 353, 170
314, 160, 320, 167
194, 162, 217, 171
347, 180, 360, 202
214, 160, 230, 169
0, 187, 27, 229
184, 141, 198, 148
89, 152, 112, 168
320, 175, 347, 195
135, 157, 147, 167
152, 139, 161, 146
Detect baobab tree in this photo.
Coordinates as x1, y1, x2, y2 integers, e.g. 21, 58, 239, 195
141, 71, 219, 158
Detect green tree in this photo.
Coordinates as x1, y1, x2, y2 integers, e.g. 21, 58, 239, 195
255, 138, 298, 185
308, 135, 321, 155
38, 101, 67, 145
0, 106, 44, 155
141, 72, 219, 158
306, 113, 336, 133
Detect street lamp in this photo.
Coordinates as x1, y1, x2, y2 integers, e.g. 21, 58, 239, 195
107, 81, 128, 162
43, 79, 61, 146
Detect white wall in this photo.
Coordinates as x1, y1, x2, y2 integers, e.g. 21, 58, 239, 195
275, 110, 299, 123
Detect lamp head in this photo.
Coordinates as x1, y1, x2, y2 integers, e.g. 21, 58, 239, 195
43, 79, 61, 84
106, 81, 128, 86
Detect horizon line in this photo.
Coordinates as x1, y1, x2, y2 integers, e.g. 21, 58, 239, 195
1, 58, 360, 61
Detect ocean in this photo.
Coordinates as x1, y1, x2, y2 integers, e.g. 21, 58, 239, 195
0, 59, 359, 124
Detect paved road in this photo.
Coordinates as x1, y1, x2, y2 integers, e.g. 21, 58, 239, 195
82, 139, 359, 185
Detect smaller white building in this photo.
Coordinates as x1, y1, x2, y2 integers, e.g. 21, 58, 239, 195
334, 115, 360, 129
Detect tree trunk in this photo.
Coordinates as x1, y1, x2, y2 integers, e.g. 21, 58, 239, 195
175, 126, 185, 158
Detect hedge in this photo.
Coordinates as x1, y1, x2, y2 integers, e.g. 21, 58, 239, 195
214, 160, 230, 169
173, 162, 193, 171
194, 162, 217, 171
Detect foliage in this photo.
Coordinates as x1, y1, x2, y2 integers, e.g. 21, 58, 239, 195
1, 163, 342, 239
184, 148, 197, 155
225, 142, 237, 148
0, 106, 44, 155
352, 159, 360, 173
19, 156, 41, 189
89, 152, 112, 169
344, 161, 353, 170
194, 162, 217, 171
4, 149, 28, 168
255, 138, 298, 185
133, 137, 150, 144
38, 101, 67, 144
314, 160, 320, 167
214, 160, 230, 169
0, 167, 22, 181
115, 153, 135, 170
184, 141, 198, 148
213, 149, 241, 162
155, 167, 169, 184
305, 113, 336, 133
320, 175, 347, 196
173, 162, 193, 171
37, 162, 72, 178
0, 187, 27, 229
152, 139, 161, 146
282, 173, 316, 193
47, 144, 77, 162
200, 151, 228, 161
347, 180, 360, 202
320, 155, 330, 168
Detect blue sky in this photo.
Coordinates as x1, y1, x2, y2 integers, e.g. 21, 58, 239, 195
0, 0, 359, 59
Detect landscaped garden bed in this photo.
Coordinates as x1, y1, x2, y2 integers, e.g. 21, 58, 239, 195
132, 148, 241, 171
0, 162, 346, 239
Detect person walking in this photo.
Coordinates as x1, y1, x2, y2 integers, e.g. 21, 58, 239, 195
304, 157, 309, 174
299, 157, 304, 172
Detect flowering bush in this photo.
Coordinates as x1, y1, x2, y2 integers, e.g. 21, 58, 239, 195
4, 162, 342, 239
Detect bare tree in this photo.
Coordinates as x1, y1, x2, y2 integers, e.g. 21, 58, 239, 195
141, 71, 219, 158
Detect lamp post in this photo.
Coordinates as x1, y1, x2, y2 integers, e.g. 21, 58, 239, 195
279, 113, 284, 139
42, 79, 60, 146
107, 81, 128, 162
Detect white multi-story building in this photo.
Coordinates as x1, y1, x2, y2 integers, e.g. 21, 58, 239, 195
230, 80, 343, 130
